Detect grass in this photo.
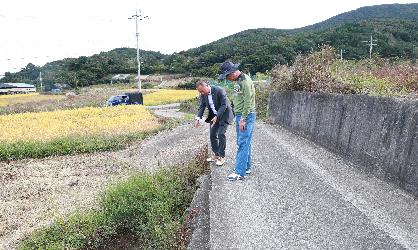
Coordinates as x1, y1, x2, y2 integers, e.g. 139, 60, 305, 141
0, 105, 159, 143
343, 74, 409, 97
0, 118, 178, 161
20, 148, 209, 249
144, 90, 197, 106
0, 93, 65, 107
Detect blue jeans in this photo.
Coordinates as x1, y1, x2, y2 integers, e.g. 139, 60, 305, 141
234, 112, 256, 176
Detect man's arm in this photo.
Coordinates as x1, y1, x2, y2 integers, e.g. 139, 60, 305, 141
195, 95, 206, 128
196, 94, 206, 119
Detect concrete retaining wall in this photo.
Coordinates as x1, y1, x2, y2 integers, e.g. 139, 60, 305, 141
269, 91, 418, 196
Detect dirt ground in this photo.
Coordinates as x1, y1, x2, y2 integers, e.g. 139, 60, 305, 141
0, 115, 208, 249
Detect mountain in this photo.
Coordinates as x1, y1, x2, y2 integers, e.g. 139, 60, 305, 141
175, 19, 418, 75
2, 3, 418, 87
0, 49, 168, 89
178, 3, 418, 73
297, 3, 418, 32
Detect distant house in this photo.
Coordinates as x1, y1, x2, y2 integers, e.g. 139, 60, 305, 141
0, 83, 36, 94
111, 74, 131, 80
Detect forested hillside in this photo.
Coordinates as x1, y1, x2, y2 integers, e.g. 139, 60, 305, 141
2, 3, 417, 89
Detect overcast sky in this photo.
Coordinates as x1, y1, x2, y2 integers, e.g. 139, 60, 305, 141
0, 0, 417, 75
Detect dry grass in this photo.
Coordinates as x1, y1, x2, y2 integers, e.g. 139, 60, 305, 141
144, 89, 197, 106
0, 105, 159, 143
0, 93, 65, 107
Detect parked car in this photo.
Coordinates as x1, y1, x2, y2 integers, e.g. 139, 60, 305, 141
106, 92, 143, 106
106, 95, 129, 106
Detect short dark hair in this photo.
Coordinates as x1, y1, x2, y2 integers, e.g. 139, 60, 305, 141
195, 80, 208, 88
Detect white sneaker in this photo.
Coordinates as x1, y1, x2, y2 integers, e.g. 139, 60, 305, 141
232, 168, 252, 175
206, 156, 218, 162
215, 157, 225, 166
227, 173, 244, 181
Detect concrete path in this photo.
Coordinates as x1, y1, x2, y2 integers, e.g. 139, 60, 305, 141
210, 122, 418, 249
147, 103, 186, 119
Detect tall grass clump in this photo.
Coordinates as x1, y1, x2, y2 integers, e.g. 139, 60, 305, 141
270, 45, 417, 98
271, 45, 354, 94
254, 82, 270, 121
20, 148, 209, 249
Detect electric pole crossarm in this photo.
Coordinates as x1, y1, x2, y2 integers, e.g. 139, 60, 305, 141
362, 35, 378, 59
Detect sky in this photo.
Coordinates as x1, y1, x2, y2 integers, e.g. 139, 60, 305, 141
0, 0, 417, 76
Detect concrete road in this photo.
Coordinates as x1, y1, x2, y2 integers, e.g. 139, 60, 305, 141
210, 122, 418, 250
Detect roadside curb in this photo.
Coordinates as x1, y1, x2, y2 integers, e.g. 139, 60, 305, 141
186, 174, 211, 250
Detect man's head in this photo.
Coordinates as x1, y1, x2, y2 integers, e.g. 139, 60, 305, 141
196, 80, 211, 96
218, 60, 241, 81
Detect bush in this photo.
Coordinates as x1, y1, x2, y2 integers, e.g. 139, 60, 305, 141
177, 81, 196, 90
292, 45, 354, 93
270, 45, 417, 98
254, 83, 270, 121
270, 64, 293, 92
179, 97, 198, 114
142, 82, 157, 89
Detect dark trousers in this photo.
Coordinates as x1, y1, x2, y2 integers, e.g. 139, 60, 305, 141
210, 123, 228, 158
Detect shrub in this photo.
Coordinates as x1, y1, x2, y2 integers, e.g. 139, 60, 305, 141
177, 81, 196, 90
142, 82, 157, 89
179, 98, 198, 114
270, 64, 293, 92
292, 45, 353, 93
254, 83, 270, 121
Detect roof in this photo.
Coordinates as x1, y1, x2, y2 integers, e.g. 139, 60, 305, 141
1, 83, 35, 88
0, 83, 13, 89
111, 74, 130, 80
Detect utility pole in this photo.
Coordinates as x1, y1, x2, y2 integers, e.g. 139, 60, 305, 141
340, 49, 343, 60
39, 71, 43, 92
128, 10, 149, 92
362, 35, 377, 59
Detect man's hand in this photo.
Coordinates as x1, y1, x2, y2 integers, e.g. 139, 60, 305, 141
194, 119, 200, 128
239, 119, 246, 131
211, 116, 218, 127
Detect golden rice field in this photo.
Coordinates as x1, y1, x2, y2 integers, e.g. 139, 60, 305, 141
0, 93, 65, 107
144, 89, 197, 106
0, 105, 159, 143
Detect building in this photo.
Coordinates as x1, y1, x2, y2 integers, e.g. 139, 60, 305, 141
0, 83, 36, 94
111, 74, 131, 84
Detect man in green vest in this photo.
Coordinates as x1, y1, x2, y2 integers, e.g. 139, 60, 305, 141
218, 60, 256, 181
